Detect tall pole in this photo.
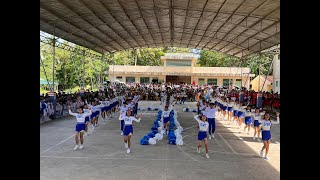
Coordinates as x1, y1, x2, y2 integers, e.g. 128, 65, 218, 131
52, 28, 56, 92
258, 65, 261, 92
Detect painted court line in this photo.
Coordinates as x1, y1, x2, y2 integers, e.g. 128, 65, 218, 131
40, 134, 75, 154
177, 145, 198, 162
217, 133, 239, 155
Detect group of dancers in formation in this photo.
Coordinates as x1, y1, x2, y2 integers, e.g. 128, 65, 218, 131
195, 95, 273, 160
67, 90, 272, 160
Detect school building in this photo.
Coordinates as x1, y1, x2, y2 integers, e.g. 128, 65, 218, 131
108, 53, 255, 88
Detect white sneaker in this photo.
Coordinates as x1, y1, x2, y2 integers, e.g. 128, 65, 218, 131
205, 154, 210, 158
211, 134, 215, 138
197, 147, 201, 153
121, 132, 124, 135
125, 143, 128, 148
74, 145, 79, 150
253, 137, 256, 140
79, 145, 84, 149
127, 148, 131, 154
209, 136, 212, 139
264, 156, 269, 160
260, 150, 264, 157
257, 138, 261, 142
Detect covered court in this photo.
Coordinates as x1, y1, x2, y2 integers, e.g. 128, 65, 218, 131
40, 0, 280, 179
40, 101, 280, 180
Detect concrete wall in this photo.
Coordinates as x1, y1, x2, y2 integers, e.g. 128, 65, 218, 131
251, 75, 272, 92
272, 54, 280, 94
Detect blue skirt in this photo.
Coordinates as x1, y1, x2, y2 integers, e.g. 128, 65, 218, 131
237, 111, 244, 118
85, 116, 90, 123
163, 117, 170, 124
198, 131, 207, 140
253, 120, 261, 127
123, 125, 133, 136
75, 123, 85, 132
222, 106, 227, 111
244, 116, 252, 125
262, 131, 271, 141
233, 110, 239, 116
227, 107, 233, 112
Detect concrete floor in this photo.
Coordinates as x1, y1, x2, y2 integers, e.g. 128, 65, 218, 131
40, 101, 280, 180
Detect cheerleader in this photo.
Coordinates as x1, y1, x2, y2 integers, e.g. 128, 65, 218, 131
253, 108, 262, 142
119, 102, 128, 135
123, 110, 142, 153
237, 104, 246, 128
68, 106, 92, 150
205, 102, 218, 139
227, 99, 234, 122
260, 113, 272, 160
194, 114, 210, 158
232, 101, 239, 124
160, 105, 171, 134
83, 104, 91, 136
221, 98, 228, 120
243, 106, 253, 134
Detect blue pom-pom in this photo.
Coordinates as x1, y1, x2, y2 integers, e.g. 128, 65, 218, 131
147, 132, 155, 138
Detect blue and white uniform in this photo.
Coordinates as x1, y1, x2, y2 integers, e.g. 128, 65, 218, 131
83, 108, 91, 123
119, 105, 128, 133
244, 109, 253, 125
227, 101, 233, 112
194, 115, 209, 140
69, 110, 92, 132
237, 106, 245, 118
123, 115, 141, 136
161, 110, 171, 124
253, 113, 262, 127
261, 120, 272, 141
233, 104, 239, 117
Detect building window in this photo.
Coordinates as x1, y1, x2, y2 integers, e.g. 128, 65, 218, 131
207, 78, 217, 85
116, 76, 122, 81
235, 79, 242, 88
140, 77, 150, 84
223, 79, 233, 87
198, 78, 205, 85
126, 77, 135, 83
276, 81, 278, 87
166, 60, 192, 66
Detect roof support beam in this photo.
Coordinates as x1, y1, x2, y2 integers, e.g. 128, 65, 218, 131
134, 0, 157, 46
54, 0, 124, 51
116, 0, 151, 47
234, 31, 280, 57
202, 0, 247, 50
186, 0, 209, 48
194, 0, 228, 49
96, 0, 143, 48
40, 6, 114, 52
152, 0, 164, 47
79, 0, 135, 49
178, 0, 191, 48
169, 0, 174, 47
213, 0, 273, 52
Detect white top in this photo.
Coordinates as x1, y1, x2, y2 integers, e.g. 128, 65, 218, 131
194, 115, 209, 132
161, 110, 171, 122
123, 116, 141, 125
253, 113, 262, 121
69, 110, 92, 123
205, 107, 218, 118
261, 120, 272, 131
119, 106, 128, 120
